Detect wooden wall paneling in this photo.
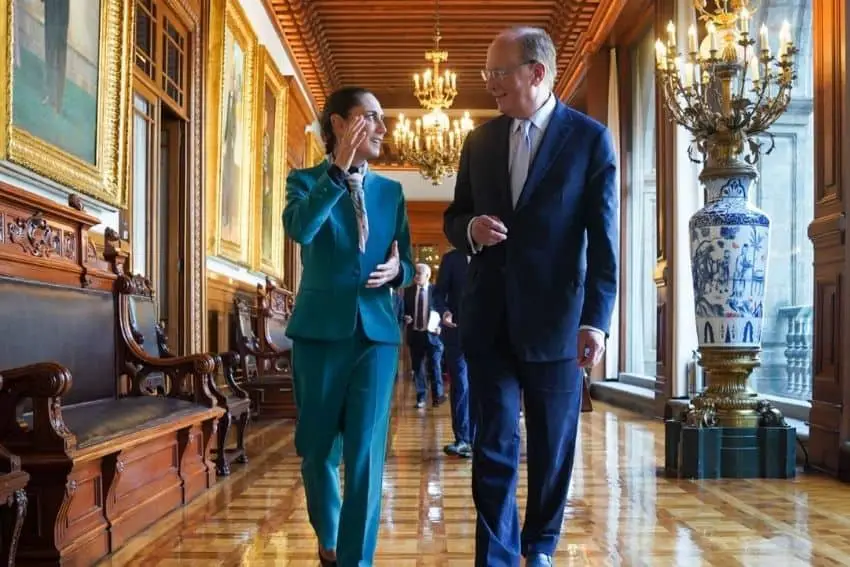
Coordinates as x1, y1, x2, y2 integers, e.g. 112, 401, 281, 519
809, 0, 848, 477
405, 200, 451, 280
615, 30, 635, 379
286, 77, 313, 170
406, 201, 450, 247
582, 49, 611, 381
653, 0, 677, 418
583, 50, 610, 125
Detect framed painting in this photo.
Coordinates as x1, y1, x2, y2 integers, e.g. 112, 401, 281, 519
252, 46, 288, 278
0, 0, 131, 207
206, 0, 257, 265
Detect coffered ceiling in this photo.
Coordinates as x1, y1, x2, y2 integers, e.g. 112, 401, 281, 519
266, 0, 627, 114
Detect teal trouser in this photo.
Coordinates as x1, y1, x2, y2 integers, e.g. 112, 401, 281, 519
291, 322, 398, 567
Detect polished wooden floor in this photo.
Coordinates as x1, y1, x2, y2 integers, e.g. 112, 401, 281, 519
99, 380, 850, 566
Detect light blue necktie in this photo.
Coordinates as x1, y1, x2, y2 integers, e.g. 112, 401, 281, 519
510, 119, 533, 207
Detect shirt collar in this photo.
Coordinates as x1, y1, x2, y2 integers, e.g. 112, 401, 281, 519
512, 92, 556, 134
327, 154, 368, 177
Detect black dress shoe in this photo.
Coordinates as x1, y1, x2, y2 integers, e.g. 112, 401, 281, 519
443, 441, 472, 458
432, 394, 448, 407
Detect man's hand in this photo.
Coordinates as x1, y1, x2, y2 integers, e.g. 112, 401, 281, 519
470, 215, 508, 247
366, 241, 400, 288
442, 311, 457, 328
577, 328, 605, 368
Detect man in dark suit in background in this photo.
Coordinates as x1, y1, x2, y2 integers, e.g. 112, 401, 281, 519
443, 27, 618, 567
403, 264, 448, 409
434, 248, 472, 458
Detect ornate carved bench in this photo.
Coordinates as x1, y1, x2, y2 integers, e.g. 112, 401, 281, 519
0, 184, 224, 566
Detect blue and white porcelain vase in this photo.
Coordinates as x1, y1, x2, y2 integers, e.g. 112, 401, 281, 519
690, 174, 769, 349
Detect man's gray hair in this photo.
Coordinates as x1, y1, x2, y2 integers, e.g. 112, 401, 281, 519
506, 26, 558, 91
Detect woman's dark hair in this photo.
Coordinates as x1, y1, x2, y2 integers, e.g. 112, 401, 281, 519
320, 86, 372, 156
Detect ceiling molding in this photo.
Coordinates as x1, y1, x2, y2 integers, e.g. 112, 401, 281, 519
260, 0, 322, 118
556, 0, 629, 101
268, 0, 341, 109
263, 1, 631, 114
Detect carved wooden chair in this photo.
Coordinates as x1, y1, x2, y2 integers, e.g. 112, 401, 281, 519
118, 273, 219, 407
119, 274, 250, 476
0, 387, 28, 567
253, 277, 296, 419
257, 278, 294, 367
232, 282, 295, 420
209, 352, 250, 476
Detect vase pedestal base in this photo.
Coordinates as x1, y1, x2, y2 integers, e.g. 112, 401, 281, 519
664, 421, 797, 479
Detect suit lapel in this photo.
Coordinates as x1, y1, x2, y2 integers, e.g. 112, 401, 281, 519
515, 102, 574, 211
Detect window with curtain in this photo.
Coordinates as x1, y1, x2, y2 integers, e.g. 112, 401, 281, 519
746, 1, 813, 402
622, 28, 658, 379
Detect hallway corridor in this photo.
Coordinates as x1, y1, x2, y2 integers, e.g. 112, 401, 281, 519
99, 382, 850, 566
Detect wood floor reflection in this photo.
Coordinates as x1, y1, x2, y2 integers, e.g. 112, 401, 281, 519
99, 381, 850, 566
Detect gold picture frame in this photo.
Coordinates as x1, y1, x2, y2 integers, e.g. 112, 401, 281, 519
0, 0, 132, 208
307, 130, 325, 167
206, 0, 257, 265
252, 46, 288, 278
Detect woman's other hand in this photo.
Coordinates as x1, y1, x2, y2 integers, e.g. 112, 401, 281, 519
366, 241, 400, 288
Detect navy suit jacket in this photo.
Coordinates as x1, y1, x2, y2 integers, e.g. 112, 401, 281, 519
434, 249, 468, 347
403, 284, 442, 346
443, 101, 618, 362
434, 249, 468, 319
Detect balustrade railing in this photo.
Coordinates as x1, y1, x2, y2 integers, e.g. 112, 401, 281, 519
746, 304, 812, 402
776, 305, 813, 401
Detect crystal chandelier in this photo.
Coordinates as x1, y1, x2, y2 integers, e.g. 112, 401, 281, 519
393, 0, 473, 185
655, 0, 797, 165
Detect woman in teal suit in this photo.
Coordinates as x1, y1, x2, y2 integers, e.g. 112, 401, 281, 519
283, 86, 414, 567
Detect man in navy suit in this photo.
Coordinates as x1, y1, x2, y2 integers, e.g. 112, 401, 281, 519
443, 27, 618, 567
403, 264, 448, 409
434, 248, 472, 458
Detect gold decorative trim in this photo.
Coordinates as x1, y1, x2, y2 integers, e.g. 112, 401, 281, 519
307, 130, 324, 167
252, 46, 288, 279
0, 0, 132, 208
206, 0, 258, 266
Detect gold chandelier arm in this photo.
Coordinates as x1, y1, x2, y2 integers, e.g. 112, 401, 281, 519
656, 4, 797, 166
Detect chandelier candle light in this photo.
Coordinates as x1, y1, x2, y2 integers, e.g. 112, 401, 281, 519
393, 1, 474, 185
657, 0, 799, 478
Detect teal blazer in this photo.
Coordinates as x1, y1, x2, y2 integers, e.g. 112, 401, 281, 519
283, 159, 414, 344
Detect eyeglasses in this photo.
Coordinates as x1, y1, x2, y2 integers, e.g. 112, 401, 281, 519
480, 61, 536, 82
